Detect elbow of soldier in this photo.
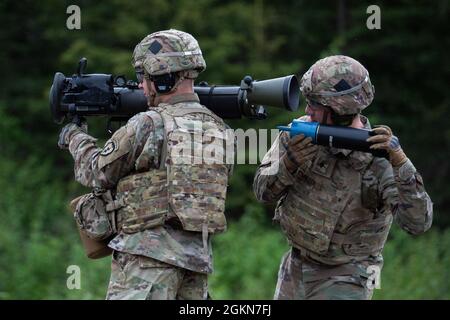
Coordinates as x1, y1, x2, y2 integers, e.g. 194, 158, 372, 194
405, 214, 433, 236
418, 200, 434, 235
253, 186, 276, 204
407, 223, 431, 236
259, 194, 276, 204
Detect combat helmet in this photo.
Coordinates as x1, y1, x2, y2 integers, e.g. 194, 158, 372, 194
300, 55, 374, 115
138, 29, 206, 80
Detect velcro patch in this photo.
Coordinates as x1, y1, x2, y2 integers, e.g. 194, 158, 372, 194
334, 79, 352, 92
148, 40, 162, 54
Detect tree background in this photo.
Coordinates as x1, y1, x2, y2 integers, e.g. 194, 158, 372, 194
0, 0, 449, 299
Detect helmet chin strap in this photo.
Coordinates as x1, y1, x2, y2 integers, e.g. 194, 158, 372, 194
144, 81, 157, 107
169, 72, 185, 92
321, 107, 331, 124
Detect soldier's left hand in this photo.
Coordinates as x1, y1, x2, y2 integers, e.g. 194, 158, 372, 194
58, 120, 88, 150
367, 125, 408, 166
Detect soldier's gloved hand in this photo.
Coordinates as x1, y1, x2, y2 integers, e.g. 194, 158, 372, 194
58, 118, 88, 150
282, 133, 319, 174
367, 125, 408, 167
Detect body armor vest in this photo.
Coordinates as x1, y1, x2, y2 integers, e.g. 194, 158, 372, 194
276, 148, 392, 256
115, 103, 230, 234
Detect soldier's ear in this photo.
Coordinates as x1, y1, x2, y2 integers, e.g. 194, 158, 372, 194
144, 78, 155, 93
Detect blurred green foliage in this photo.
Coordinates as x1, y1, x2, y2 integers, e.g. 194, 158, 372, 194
0, 0, 449, 299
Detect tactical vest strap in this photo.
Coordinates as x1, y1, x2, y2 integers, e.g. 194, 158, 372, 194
202, 223, 209, 255
142, 110, 168, 170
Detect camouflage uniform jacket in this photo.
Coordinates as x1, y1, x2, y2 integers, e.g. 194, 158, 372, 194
68, 93, 233, 274
253, 115, 433, 266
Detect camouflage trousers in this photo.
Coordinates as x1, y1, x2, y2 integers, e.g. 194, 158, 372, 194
274, 248, 375, 300
106, 251, 208, 300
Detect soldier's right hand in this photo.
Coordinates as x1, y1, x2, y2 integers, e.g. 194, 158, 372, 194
281, 133, 318, 174
57, 120, 88, 150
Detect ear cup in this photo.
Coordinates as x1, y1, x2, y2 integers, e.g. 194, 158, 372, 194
152, 73, 177, 93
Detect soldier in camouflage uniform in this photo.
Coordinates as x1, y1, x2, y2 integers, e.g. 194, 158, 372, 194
58, 29, 233, 299
253, 55, 433, 300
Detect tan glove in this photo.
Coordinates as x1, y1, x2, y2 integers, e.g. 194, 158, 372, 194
281, 133, 319, 174
58, 119, 88, 150
367, 125, 408, 167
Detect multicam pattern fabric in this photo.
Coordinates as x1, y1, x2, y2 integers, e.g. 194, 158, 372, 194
68, 114, 153, 189
73, 190, 115, 241
300, 55, 375, 115
108, 224, 213, 274
133, 29, 206, 79
115, 169, 169, 234
158, 102, 229, 233
69, 194, 113, 259
132, 34, 154, 70
106, 251, 208, 300
254, 115, 433, 299
274, 248, 376, 300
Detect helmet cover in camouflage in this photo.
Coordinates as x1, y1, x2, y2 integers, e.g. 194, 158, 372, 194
136, 29, 206, 79
300, 55, 375, 115
132, 34, 155, 72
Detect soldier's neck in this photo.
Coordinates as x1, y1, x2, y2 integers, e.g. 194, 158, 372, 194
349, 115, 365, 129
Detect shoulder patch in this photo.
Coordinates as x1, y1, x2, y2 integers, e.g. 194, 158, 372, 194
101, 141, 116, 156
